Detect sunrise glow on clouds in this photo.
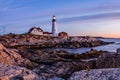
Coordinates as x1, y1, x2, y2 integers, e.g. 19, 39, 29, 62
0, 0, 120, 38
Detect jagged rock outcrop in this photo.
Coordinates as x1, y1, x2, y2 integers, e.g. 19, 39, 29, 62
69, 68, 120, 80
32, 61, 89, 79
18, 49, 104, 79
19, 49, 88, 78
0, 64, 39, 80
0, 43, 35, 68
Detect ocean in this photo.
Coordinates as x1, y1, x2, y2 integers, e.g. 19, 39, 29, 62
56, 38, 120, 54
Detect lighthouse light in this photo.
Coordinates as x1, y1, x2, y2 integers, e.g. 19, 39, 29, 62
53, 16, 56, 19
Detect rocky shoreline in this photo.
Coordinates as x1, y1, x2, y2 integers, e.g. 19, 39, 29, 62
0, 33, 113, 49
0, 33, 118, 80
0, 43, 103, 80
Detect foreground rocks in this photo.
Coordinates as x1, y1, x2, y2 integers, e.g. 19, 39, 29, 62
69, 68, 120, 80
1, 41, 120, 80
19, 49, 100, 79
0, 64, 39, 80
0, 43, 104, 80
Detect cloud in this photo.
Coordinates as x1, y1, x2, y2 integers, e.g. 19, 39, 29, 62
58, 12, 120, 23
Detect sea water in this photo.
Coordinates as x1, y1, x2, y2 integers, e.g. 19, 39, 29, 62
56, 38, 120, 53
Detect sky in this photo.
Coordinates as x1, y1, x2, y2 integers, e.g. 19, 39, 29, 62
0, 0, 120, 38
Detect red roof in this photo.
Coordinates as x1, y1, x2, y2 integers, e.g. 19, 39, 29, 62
28, 27, 43, 33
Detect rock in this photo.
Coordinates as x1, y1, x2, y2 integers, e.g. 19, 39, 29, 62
0, 64, 39, 80
18, 49, 104, 79
68, 68, 120, 80
0, 43, 35, 68
96, 52, 120, 68
33, 61, 88, 79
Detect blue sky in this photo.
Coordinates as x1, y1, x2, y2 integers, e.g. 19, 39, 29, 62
1, 0, 120, 38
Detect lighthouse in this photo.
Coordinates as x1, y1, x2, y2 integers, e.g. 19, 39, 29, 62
52, 15, 57, 36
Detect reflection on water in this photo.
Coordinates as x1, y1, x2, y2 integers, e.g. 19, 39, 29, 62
56, 38, 120, 53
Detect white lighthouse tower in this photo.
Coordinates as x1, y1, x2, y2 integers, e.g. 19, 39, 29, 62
52, 15, 57, 36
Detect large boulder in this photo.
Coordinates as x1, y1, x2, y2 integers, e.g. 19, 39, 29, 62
69, 68, 120, 80
0, 64, 39, 80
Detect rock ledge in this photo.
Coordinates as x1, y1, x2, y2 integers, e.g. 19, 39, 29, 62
69, 68, 120, 80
